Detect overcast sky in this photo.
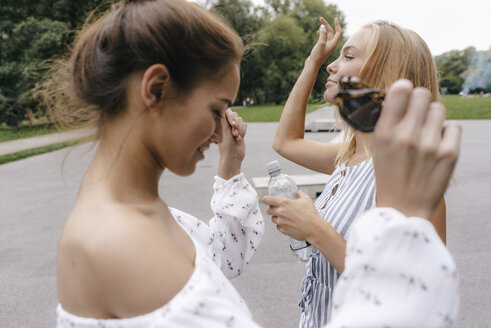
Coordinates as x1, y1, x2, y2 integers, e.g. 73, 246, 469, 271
318, 0, 490, 56
234, 0, 490, 56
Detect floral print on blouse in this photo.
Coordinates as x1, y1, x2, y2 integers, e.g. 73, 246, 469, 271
56, 181, 460, 328
57, 233, 262, 328
326, 207, 459, 328
57, 172, 264, 328
170, 172, 264, 278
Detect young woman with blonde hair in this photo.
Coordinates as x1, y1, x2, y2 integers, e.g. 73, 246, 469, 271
263, 18, 446, 328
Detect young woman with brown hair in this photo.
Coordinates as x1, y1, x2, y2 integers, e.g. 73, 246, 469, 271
53, 0, 264, 326
263, 18, 447, 327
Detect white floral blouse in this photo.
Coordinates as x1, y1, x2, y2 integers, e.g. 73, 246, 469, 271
57, 172, 264, 328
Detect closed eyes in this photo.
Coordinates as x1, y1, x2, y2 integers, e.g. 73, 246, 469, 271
213, 110, 223, 119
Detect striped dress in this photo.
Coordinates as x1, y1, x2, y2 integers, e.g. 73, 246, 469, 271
299, 158, 376, 328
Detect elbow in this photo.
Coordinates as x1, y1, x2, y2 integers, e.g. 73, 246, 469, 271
272, 137, 283, 155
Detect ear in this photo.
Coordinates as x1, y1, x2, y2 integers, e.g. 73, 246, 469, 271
140, 64, 171, 111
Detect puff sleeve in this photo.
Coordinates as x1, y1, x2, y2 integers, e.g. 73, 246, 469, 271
326, 207, 459, 328
171, 173, 264, 279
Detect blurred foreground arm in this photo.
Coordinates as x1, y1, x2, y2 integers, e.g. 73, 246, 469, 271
325, 80, 461, 327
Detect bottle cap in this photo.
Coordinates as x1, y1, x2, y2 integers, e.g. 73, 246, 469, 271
266, 160, 281, 175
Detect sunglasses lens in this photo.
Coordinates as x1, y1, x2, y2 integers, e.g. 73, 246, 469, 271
340, 95, 381, 132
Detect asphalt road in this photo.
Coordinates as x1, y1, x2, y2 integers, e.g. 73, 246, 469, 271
1, 117, 490, 328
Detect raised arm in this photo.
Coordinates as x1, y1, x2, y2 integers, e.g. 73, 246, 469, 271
173, 109, 264, 279
212, 109, 264, 278
273, 17, 342, 174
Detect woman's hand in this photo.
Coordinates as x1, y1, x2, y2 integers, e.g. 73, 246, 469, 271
372, 80, 462, 219
307, 17, 342, 68
262, 190, 324, 242
218, 108, 247, 179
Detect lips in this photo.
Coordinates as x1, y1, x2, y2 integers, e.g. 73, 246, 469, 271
198, 145, 209, 154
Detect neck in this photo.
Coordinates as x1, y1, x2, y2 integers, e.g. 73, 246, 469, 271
82, 115, 163, 203
349, 131, 372, 165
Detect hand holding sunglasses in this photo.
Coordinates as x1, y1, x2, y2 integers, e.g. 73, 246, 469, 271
334, 76, 385, 132
370, 79, 461, 219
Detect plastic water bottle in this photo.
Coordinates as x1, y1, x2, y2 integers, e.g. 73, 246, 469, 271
266, 160, 311, 262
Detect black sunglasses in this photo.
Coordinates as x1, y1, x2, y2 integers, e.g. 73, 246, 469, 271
334, 76, 385, 132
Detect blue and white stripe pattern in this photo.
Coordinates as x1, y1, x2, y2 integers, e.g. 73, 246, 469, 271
299, 158, 376, 328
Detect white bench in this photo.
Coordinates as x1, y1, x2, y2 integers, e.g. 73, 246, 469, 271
305, 119, 342, 132
252, 173, 330, 199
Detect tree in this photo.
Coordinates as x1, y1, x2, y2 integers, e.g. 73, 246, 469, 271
209, 0, 344, 104
264, 0, 300, 16
210, 0, 268, 104
436, 47, 475, 94
0, 17, 70, 126
0, 0, 347, 122
255, 15, 309, 103
0, 0, 115, 127
254, 0, 344, 103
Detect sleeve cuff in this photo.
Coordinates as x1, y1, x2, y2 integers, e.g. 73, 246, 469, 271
214, 172, 245, 186
365, 207, 433, 226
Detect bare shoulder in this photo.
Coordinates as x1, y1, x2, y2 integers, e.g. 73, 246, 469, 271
58, 203, 195, 318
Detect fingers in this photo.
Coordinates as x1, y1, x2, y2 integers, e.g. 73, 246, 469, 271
376, 79, 413, 132
271, 215, 279, 225
267, 205, 277, 216
296, 190, 310, 200
318, 18, 327, 43
399, 88, 432, 135
331, 17, 342, 44
319, 17, 329, 28
263, 195, 292, 219
319, 17, 342, 42
225, 108, 236, 127
420, 102, 446, 148
225, 108, 247, 141
438, 121, 462, 164
324, 18, 334, 39
262, 195, 284, 207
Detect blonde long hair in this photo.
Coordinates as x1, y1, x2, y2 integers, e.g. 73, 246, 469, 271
335, 20, 439, 165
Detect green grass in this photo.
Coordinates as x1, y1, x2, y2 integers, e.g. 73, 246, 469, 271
441, 95, 491, 119
233, 96, 491, 122
0, 125, 63, 142
0, 139, 81, 165
232, 102, 325, 122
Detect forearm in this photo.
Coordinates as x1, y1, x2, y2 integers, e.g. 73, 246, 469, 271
273, 59, 322, 152
307, 217, 346, 273
218, 157, 242, 180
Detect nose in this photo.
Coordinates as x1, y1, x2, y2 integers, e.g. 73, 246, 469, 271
327, 58, 338, 75
210, 118, 223, 144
